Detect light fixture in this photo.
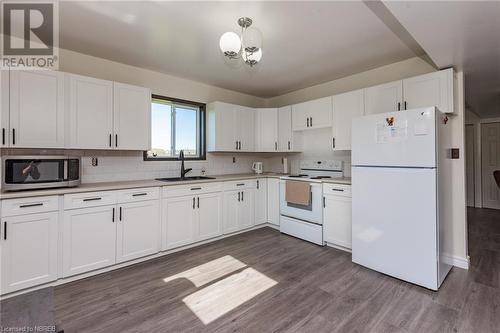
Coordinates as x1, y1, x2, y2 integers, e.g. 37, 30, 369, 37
219, 17, 263, 67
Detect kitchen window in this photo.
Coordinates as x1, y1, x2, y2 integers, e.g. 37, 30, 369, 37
144, 95, 206, 161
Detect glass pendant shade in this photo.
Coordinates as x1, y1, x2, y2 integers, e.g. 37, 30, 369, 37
242, 48, 262, 66
219, 32, 241, 58
242, 27, 262, 52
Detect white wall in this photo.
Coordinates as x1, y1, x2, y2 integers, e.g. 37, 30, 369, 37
266, 57, 435, 107
59, 49, 267, 108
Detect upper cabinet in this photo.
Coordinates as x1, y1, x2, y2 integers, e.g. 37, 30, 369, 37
66, 74, 114, 149
278, 106, 293, 151
332, 89, 364, 151
364, 80, 403, 115
365, 68, 454, 115
66, 74, 151, 150
113, 82, 151, 150
292, 96, 332, 131
255, 108, 278, 152
9, 70, 65, 148
207, 102, 255, 152
403, 68, 453, 113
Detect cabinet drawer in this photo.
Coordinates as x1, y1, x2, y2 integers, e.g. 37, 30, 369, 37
116, 187, 159, 203
64, 191, 117, 209
163, 182, 223, 198
323, 184, 351, 197
223, 180, 256, 191
2, 196, 59, 217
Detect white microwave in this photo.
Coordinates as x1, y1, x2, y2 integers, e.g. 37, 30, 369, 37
2, 156, 81, 191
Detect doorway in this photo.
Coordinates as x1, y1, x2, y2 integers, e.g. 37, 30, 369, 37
481, 122, 500, 209
466, 124, 475, 207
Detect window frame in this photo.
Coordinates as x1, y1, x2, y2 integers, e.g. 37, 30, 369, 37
144, 95, 206, 161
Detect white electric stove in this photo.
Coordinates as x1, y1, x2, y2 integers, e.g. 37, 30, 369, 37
279, 160, 343, 245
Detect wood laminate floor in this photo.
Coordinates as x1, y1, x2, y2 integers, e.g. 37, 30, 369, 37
2, 207, 500, 333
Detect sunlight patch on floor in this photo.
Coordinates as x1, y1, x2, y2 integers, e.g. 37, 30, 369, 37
163, 255, 247, 287
182, 267, 278, 324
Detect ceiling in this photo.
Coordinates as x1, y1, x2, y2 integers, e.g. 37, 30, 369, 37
384, 1, 500, 118
58, 1, 417, 98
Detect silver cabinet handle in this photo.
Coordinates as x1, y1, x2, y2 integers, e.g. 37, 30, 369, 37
190, 187, 202, 191
197, 197, 199, 208
238, 192, 240, 202
132, 193, 147, 197
83, 197, 102, 202
331, 188, 344, 192
241, 191, 244, 201
193, 197, 196, 209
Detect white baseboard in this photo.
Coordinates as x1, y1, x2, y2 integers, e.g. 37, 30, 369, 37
441, 253, 470, 270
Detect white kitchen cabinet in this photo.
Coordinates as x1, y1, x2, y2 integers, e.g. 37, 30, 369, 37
116, 200, 160, 263
163, 196, 196, 250
113, 82, 151, 150
223, 188, 255, 234
255, 179, 267, 225
1, 212, 58, 294
332, 89, 365, 151
0, 70, 9, 147
267, 178, 280, 226
197, 192, 223, 241
292, 96, 332, 131
364, 80, 403, 115
323, 184, 352, 250
403, 68, 453, 113
255, 108, 278, 152
9, 70, 65, 148
237, 106, 255, 152
207, 102, 255, 152
67, 73, 114, 149
278, 105, 293, 151
63, 205, 116, 277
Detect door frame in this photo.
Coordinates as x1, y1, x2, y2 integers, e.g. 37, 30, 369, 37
480, 120, 500, 209
465, 124, 475, 207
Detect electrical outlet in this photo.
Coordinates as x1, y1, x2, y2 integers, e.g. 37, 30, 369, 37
91, 157, 98, 166
232, 157, 236, 163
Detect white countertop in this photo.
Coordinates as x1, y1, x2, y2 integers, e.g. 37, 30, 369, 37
0, 173, 352, 200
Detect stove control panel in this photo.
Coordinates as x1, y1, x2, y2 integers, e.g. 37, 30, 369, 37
299, 160, 343, 171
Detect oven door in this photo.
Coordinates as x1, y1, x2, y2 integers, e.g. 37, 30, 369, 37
279, 180, 323, 224
3, 156, 71, 190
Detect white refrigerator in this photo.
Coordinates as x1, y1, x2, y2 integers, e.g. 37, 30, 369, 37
351, 106, 452, 290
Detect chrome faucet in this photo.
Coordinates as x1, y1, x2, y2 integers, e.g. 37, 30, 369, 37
179, 150, 192, 179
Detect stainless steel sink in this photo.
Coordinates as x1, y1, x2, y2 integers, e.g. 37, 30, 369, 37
155, 176, 216, 182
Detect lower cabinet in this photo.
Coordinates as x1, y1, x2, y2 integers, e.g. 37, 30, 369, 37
223, 188, 255, 234
255, 179, 267, 225
63, 205, 117, 277
162, 192, 223, 250
1, 212, 58, 294
267, 178, 280, 226
116, 200, 160, 263
323, 184, 352, 250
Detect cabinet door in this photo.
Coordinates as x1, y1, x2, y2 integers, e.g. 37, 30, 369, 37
255, 179, 267, 225
223, 191, 240, 234
1, 212, 58, 294
237, 106, 255, 151
0, 70, 9, 147
63, 206, 116, 277
113, 82, 151, 150
278, 106, 293, 151
364, 80, 403, 115
207, 102, 236, 151
67, 74, 114, 149
292, 101, 309, 131
323, 195, 352, 249
9, 70, 64, 148
403, 69, 453, 113
267, 178, 280, 226
255, 108, 278, 152
332, 89, 364, 151
163, 196, 196, 250
197, 192, 223, 241
239, 189, 255, 230
308, 96, 333, 129
116, 200, 160, 263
